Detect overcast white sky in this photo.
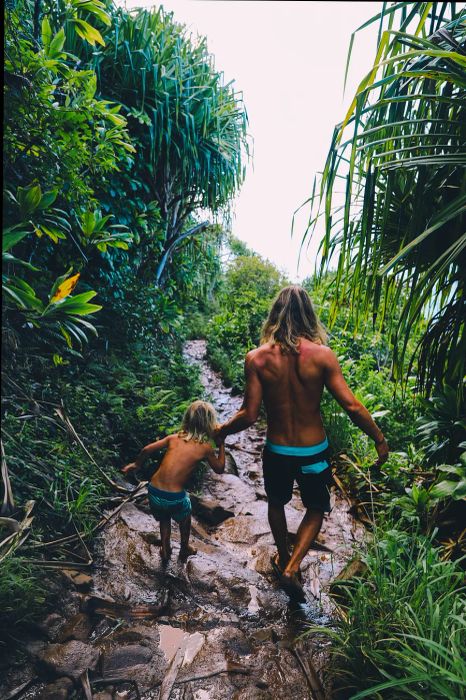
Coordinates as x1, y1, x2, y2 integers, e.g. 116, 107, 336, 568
119, 0, 380, 280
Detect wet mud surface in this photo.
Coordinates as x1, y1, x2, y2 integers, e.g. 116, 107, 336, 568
2, 341, 363, 700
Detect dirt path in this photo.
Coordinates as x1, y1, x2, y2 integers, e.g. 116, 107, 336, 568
4, 341, 363, 700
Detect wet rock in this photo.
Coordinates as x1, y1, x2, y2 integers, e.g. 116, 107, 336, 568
218, 515, 272, 545
119, 503, 155, 534
36, 640, 100, 681
190, 494, 235, 526
61, 570, 92, 591
93, 692, 113, 700
225, 452, 239, 475
56, 613, 92, 643
250, 627, 276, 643
186, 555, 217, 592
36, 613, 64, 641
38, 677, 73, 700
252, 545, 274, 574
233, 688, 272, 700
101, 644, 153, 676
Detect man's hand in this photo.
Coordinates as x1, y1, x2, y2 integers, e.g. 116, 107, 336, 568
121, 462, 137, 474
374, 438, 389, 467
213, 425, 225, 446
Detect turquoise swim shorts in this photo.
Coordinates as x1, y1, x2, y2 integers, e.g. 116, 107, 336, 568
148, 484, 192, 523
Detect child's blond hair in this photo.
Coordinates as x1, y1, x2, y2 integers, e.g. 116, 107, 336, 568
181, 400, 217, 443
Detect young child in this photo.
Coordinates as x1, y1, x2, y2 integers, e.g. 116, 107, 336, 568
121, 400, 225, 565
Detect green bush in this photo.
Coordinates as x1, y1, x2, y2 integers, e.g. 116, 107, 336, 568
206, 249, 287, 392
309, 519, 466, 699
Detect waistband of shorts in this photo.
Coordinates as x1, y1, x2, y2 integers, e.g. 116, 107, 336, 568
264, 437, 328, 456
148, 484, 187, 500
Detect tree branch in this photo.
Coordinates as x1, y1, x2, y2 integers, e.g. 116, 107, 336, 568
155, 221, 209, 285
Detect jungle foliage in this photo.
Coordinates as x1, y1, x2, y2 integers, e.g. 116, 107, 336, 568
1, 0, 245, 635
299, 1, 466, 400
297, 3, 466, 697
206, 240, 465, 700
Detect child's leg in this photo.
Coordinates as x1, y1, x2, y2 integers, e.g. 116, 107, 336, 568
159, 516, 172, 565
178, 515, 197, 561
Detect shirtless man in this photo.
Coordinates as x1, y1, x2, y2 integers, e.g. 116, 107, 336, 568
216, 285, 389, 599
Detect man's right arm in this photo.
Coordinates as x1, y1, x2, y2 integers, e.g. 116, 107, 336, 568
323, 348, 389, 466
217, 352, 263, 440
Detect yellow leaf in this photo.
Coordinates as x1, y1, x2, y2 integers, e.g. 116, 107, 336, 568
51, 273, 80, 302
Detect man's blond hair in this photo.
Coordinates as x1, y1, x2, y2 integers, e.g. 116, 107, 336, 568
181, 400, 217, 443
261, 285, 327, 353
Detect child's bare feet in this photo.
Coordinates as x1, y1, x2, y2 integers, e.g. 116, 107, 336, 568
179, 544, 197, 562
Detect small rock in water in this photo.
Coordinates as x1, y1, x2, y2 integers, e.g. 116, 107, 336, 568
36, 640, 100, 681
56, 613, 92, 643
38, 677, 73, 700
101, 644, 153, 677
37, 613, 64, 641
190, 494, 235, 525
93, 692, 113, 700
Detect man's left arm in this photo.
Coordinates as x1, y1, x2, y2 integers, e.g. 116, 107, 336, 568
217, 352, 262, 440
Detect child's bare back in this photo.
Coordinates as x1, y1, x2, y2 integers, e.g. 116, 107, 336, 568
150, 433, 224, 492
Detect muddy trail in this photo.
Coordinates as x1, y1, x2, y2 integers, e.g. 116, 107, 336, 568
2, 341, 363, 700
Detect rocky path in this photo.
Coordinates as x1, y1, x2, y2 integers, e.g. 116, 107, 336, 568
3, 341, 363, 700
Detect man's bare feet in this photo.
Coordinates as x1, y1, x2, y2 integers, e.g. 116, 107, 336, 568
161, 545, 172, 567
271, 552, 289, 577
280, 571, 306, 602
179, 544, 197, 562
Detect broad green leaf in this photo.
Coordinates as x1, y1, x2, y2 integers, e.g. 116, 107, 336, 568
48, 28, 66, 58
72, 19, 105, 47
17, 183, 42, 217
41, 17, 53, 52
2, 230, 31, 252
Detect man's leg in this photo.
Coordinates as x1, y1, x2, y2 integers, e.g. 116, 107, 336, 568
178, 515, 197, 561
159, 516, 172, 565
283, 508, 323, 576
268, 498, 290, 571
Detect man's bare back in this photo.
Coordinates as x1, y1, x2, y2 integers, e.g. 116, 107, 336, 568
222, 336, 387, 452
248, 339, 329, 445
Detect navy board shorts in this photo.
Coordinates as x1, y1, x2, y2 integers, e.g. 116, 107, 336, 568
262, 437, 333, 513
148, 484, 192, 523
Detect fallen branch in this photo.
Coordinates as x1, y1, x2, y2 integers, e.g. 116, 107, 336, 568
29, 482, 148, 552
1, 678, 37, 700
0, 500, 35, 563
54, 405, 131, 494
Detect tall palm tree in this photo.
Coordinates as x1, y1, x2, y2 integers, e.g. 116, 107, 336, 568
301, 2, 466, 398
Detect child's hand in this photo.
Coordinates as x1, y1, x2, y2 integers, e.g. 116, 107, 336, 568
121, 462, 137, 474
